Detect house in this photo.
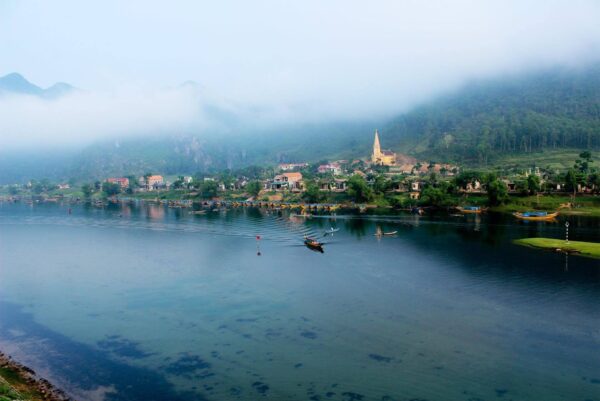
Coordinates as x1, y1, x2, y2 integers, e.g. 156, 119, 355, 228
409, 191, 420, 200
57, 183, 70, 190
397, 164, 415, 175
139, 175, 165, 191
278, 163, 308, 171
317, 163, 342, 175
106, 177, 129, 189
410, 181, 422, 192
271, 172, 303, 191
465, 180, 482, 193
332, 178, 348, 192
393, 182, 409, 192
183, 176, 193, 184
317, 178, 347, 192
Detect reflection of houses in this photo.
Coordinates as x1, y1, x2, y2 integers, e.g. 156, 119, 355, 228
106, 177, 130, 189
270, 172, 303, 191
317, 163, 343, 175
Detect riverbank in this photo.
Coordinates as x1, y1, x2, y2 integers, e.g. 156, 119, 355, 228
0, 352, 69, 401
514, 238, 600, 259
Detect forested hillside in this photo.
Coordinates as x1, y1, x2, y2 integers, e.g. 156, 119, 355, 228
386, 65, 600, 163
2, 65, 600, 184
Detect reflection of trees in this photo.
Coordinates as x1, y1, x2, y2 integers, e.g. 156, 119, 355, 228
246, 207, 264, 220
344, 218, 368, 238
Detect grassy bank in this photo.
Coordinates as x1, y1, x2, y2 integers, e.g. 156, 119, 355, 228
0, 353, 67, 401
492, 195, 600, 216
514, 238, 600, 259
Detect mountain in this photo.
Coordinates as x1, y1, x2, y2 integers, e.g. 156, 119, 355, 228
385, 65, 600, 164
0, 73, 76, 98
1, 65, 600, 184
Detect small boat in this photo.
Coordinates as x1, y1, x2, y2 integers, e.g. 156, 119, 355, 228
411, 207, 424, 215
457, 206, 485, 214
323, 227, 339, 236
513, 211, 559, 221
374, 229, 397, 237
304, 236, 324, 252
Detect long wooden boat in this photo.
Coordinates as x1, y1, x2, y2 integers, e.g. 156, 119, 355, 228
513, 211, 559, 221
304, 236, 324, 252
456, 206, 486, 214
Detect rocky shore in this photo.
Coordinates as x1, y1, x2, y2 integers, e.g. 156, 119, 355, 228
0, 352, 71, 401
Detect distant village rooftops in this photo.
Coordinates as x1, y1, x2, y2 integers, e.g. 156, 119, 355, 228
106, 177, 129, 188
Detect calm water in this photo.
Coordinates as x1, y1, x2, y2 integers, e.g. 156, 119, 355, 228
0, 202, 599, 401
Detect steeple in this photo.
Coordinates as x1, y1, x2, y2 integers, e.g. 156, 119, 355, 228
372, 129, 381, 161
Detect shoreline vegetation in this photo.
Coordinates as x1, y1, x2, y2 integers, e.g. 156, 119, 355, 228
2, 192, 600, 217
0, 352, 69, 401
514, 238, 600, 259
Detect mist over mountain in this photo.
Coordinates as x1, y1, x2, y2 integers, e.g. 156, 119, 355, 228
0, 73, 77, 99
385, 64, 600, 163
1, 64, 600, 184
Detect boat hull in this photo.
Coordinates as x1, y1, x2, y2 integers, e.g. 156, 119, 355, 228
513, 212, 559, 221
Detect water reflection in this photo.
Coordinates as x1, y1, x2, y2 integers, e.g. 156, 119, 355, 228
0, 202, 599, 401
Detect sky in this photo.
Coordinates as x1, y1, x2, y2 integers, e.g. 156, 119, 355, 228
1, 0, 600, 149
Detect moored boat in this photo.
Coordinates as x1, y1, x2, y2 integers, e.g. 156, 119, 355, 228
457, 206, 485, 214
513, 211, 559, 221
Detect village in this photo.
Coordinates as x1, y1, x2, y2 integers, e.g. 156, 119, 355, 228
2, 130, 599, 214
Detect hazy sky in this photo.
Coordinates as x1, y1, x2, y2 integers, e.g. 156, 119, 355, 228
1, 0, 600, 148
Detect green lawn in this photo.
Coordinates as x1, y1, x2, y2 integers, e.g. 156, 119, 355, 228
492, 149, 582, 170
514, 238, 600, 259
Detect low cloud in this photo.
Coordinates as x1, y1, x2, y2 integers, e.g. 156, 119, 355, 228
2, 1, 600, 150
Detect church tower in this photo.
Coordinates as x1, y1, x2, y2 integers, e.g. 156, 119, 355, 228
372, 129, 381, 164
370, 129, 396, 166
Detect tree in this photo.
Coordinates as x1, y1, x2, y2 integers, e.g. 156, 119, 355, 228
8, 185, 19, 195
246, 181, 262, 198
302, 180, 323, 203
102, 182, 121, 197
526, 175, 541, 195
564, 169, 580, 195
172, 176, 185, 189
198, 180, 218, 199
347, 174, 373, 203
419, 187, 450, 207
588, 172, 600, 193
485, 174, 508, 206
373, 175, 389, 195
81, 183, 93, 198
575, 151, 593, 174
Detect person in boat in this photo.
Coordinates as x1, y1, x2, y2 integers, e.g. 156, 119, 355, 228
304, 235, 323, 247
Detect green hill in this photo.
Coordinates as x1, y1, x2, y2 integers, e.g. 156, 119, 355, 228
2, 64, 600, 184
385, 65, 600, 164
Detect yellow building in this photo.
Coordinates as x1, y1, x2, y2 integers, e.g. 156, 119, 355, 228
371, 129, 396, 166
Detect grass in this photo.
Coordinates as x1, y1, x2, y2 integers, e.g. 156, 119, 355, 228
0, 367, 42, 400
492, 195, 600, 216
490, 149, 583, 171
514, 238, 600, 259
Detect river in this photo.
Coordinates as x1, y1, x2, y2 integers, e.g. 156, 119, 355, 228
0, 202, 599, 401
